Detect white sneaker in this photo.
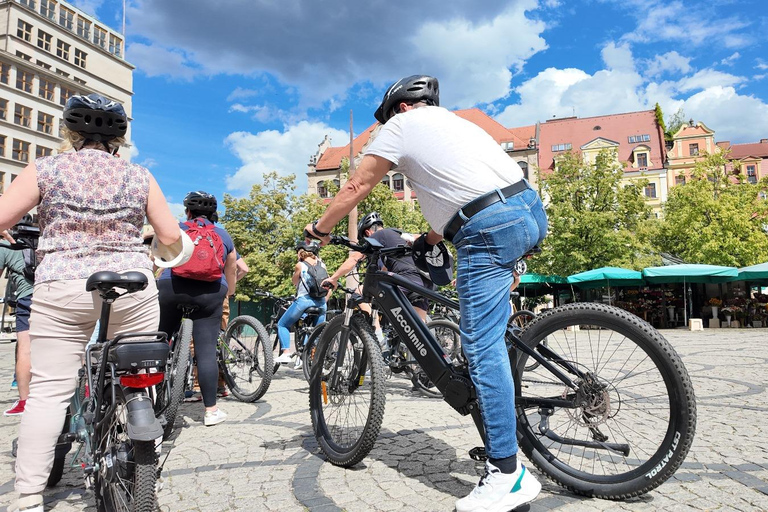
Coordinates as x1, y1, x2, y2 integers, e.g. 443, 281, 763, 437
204, 408, 227, 427
10, 494, 44, 512
455, 460, 541, 512
293, 358, 303, 370
275, 352, 295, 364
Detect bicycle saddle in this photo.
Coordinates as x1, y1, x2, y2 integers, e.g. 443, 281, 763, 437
86, 271, 148, 294
304, 307, 323, 315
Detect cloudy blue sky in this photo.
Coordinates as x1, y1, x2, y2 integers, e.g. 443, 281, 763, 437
74, 0, 767, 216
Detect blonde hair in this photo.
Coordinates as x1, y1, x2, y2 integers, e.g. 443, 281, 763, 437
59, 125, 126, 153
298, 249, 317, 262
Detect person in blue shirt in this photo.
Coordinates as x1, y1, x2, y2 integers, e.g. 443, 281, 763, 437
156, 191, 236, 427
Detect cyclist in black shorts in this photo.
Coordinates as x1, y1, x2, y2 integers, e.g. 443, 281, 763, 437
322, 212, 435, 321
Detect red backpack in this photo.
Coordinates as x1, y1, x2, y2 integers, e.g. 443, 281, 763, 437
171, 218, 225, 282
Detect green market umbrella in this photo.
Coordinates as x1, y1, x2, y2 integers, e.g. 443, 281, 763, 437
519, 273, 567, 288
642, 264, 739, 324
737, 262, 768, 283
567, 267, 644, 305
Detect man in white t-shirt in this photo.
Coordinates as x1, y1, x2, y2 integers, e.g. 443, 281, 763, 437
305, 75, 547, 512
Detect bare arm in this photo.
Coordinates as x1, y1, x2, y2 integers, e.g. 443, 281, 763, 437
324, 252, 365, 288
0, 162, 40, 232
145, 174, 181, 246
224, 250, 237, 297
235, 257, 249, 281
291, 262, 303, 287
304, 155, 392, 244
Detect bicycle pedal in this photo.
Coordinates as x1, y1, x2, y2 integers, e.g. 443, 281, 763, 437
469, 447, 488, 462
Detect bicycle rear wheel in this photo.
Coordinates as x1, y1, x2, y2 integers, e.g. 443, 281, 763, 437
220, 315, 274, 402
309, 314, 385, 467
162, 318, 192, 440
96, 388, 158, 512
301, 322, 327, 382
514, 303, 696, 499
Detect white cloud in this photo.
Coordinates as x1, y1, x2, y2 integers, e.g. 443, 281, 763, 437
227, 88, 261, 102
168, 202, 186, 220
675, 69, 744, 93
601, 42, 635, 73
720, 52, 741, 66
126, 43, 198, 80
756, 59, 768, 71
224, 121, 349, 194
645, 51, 692, 77
495, 41, 768, 144
139, 158, 158, 169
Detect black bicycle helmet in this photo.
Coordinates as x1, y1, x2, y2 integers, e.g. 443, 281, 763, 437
63, 93, 127, 141
374, 75, 439, 124
183, 191, 217, 214
296, 240, 320, 255
357, 212, 384, 240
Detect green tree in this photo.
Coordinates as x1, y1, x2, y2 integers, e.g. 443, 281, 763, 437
666, 107, 687, 138
654, 102, 667, 136
221, 167, 429, 299
653, 151, 768, 266
533, 149, 658, 276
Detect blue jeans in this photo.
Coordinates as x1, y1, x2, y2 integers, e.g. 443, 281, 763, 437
452, 186, 548, 459
277, 295, 327, 350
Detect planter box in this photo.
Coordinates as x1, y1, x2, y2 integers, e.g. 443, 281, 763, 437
689, 319, 703, 331
731, 320, 741, 328
753, 321, 763, 328
709, 321, 720, 329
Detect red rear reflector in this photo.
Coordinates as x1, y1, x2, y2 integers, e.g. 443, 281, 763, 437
120, 372, 164, 388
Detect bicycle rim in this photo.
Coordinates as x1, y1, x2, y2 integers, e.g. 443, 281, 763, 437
309, 315, 385, 467
222, 316, 273, 402
97, 389, 158, 512
515, 303, 696, 498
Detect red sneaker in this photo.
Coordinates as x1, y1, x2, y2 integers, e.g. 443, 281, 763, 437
4, 399, 26, 416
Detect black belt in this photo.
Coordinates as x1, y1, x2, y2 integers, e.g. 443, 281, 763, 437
443, 181, 530, 242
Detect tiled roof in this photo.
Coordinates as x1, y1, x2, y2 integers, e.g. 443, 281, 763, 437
722, 141, 768, 160
537, 110, 665, 171
313, 108, 528, 172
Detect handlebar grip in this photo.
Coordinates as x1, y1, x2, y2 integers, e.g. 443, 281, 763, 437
305, 228, 322, 241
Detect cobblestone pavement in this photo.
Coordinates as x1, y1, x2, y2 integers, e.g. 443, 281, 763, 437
0, 328, 767, 511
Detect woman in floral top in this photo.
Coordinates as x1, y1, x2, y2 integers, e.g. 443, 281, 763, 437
0, 94, 181, 512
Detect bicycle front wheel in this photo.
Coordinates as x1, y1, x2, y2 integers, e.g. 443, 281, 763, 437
96, 388, 158, 512
220, 315, 274, 402
309, 314, 385, 467
515, 303, 696, 499
302, 322, 327, 382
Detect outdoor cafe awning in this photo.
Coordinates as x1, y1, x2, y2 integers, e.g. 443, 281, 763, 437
642, 264, 738, 284
567, 267, 645, 289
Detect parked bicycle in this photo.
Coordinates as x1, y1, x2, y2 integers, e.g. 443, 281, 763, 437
48, 271, 168, 512
256, 290, 326, 375
308, 235, 697, 499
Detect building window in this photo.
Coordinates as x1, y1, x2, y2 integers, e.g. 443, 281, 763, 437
0, 63, 8, 84
0, 99, 6, 120
37, 112, 53, 134
77, 18, 91, 40
60, 87, 74, 106
36, 145, 52, 158
393, 173, 404, 192
17, 20, 33, 42
675, 175, 686, 186
19, 0, 36, 8
74, 49, 87, 68
40, 0, 56, 20
746, 165, 757, 184
16, 70, 33, 93
317, 183, 327, 198
36, 60, 51, 69
380, 175, 390, 189
14, 104, 32, 128
644, 183, 657, 199
636, 153, 648, 168
689, 143, 699, 156
501, 141, 514, 152
519, 161, 529, 180
12, 139, 30, 162
628, 134, 651, 143
37, 30, 52, 51
15, 51, 32, 61
38, 78, 54, 101
59, 6, 74, 30
109, 34, 123, 57
93, 26, 107, 49
56, 40, 70, 60
0, 136, 5, 158
551, 143, 572, 152
73, 77, 86, 85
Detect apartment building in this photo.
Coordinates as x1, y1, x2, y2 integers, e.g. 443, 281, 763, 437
0, 0, 133, 194
307, 108, 538, 204
537, 110, 668, 212
665, 120, 717, 186
717, 138, 768, 185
